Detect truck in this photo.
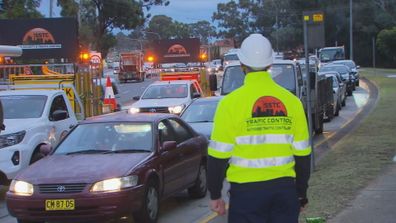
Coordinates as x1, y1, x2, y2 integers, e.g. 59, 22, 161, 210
0, 89, 78, 185
213, 60, 333, 134
119, 51, 145, 83
318, 46, 345, 66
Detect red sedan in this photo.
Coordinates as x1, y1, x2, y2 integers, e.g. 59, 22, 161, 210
6, 112, 208, 223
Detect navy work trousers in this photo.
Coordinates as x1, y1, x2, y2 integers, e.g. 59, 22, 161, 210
228, 180, 300, 223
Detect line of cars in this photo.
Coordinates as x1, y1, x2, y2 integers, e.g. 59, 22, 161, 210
4, 55, 360, 223
318, 60, 360, 120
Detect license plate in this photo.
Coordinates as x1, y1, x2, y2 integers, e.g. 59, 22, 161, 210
45, 199, 75, 211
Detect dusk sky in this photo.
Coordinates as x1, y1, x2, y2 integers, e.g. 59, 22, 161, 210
39, 0, 230, 23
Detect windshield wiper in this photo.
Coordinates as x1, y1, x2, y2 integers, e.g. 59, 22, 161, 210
66, 149, 108, 155
103, 149, 151, 154
188, 120, 212, 123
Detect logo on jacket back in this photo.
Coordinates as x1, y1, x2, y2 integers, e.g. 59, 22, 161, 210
252, 96, 287, 117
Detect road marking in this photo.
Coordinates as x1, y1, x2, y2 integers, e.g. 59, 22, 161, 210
393, 155, 396, 162
387, 75, 396, 78
198, 204, 229, 223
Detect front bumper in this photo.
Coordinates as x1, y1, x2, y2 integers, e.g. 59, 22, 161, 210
0, 144, 32, 182
6, 185, 145, 222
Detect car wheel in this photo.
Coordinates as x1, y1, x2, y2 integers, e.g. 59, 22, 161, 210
342, 97, 346, 107
356, 80, 360, 86
134, 181, 159, 223
335, 102, 340, 116
315, 115, 324, 134
352, 84, 356, 91
347, 89, 353, 96
188, 163, 207, 198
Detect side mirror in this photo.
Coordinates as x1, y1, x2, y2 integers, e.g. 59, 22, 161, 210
40, 144, 53, 156
133, 95, 140, 100
209, 74, 218, 92
192, 92, 201, 98
161, 141, 177, 152
51, 110, 68, 121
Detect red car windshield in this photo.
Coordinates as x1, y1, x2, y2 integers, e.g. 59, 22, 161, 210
54, 122, 153, 154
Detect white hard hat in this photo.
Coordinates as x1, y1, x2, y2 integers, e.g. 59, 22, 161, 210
237, 33, 273, 70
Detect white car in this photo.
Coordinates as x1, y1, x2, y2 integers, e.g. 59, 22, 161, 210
0, 90, 78, 184
324, 73, 344, 118
125, 80, 204, 115
223, 52, 239, 67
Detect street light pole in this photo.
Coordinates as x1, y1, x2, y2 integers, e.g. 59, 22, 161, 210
350, 0, 353, 60
142, 31, 160, 40
49, 0, 53, 18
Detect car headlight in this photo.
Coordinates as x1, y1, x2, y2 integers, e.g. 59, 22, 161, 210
0, 131, 26, 149
168, 104, 185, 114
10, 180, 34, 196
129, 107, 140, 114
91, 176, 138, 193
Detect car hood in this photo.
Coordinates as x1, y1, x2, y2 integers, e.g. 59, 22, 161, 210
16, 153, 151, 184
188, 122, 213, 139
133, 98, 190, 108
1, 118, 42, 135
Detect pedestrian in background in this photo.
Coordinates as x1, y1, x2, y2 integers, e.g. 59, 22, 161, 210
207, 33, 311, 223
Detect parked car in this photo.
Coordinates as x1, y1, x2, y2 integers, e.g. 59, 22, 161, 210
319, 64, 354, 96
0, 90, 78, 185
125, 80, 204, 115
181, 96, 223, 139
324, 73, 344, 118
6, 112, 208, 223
320, 71, 346, 107
331, 60, 360, 86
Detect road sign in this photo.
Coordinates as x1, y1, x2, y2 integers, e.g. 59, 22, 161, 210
313, 13, 324, 22
303, 10, 325, 49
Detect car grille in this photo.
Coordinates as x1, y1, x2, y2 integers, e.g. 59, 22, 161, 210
140, 107, 169, 113
38, 183, 87, 194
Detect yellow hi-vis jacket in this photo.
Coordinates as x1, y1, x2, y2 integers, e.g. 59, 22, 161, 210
209, 71, 311, 183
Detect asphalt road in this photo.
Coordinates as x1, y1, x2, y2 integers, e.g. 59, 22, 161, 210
0, 72, 372, 223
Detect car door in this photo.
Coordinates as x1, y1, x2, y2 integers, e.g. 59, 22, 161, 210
158, 120, 185, 196
167, 118, 202, 185
48, 94, 74, 145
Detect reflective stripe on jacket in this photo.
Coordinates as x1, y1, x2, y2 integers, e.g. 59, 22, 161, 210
208, 71, 311, 183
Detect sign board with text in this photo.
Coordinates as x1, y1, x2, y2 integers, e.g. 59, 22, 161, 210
153, 38, 200, 63
0, 18, 78, 60
303, 11, 325, 49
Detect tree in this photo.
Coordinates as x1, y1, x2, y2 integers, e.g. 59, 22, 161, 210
189, 21, 216, 44
0, 0, 43, 19
212, 0, 255, 46
377, 27, 396, 64
57, 0, 169, 57
147, 15, 175, 40
173, 21, 191, 39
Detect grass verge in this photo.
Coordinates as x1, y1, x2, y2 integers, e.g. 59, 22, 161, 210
300, 68, 396, 222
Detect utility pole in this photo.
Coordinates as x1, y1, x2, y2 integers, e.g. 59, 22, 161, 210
303, 15, 315, 172
349, 0, 353, 60
372, 37, 376, 69
272, 0, 279, 53
49, 0, 53, 18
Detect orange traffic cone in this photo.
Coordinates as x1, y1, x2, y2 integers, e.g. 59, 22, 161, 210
103, 76, 117, 111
